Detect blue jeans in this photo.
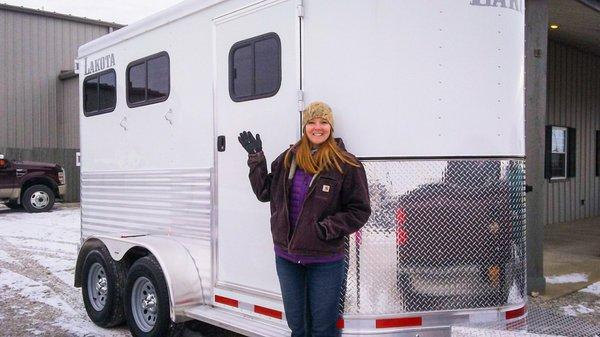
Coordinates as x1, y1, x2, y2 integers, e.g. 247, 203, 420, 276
275, 256, 346, 337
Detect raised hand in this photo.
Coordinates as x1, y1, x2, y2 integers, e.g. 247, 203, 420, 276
238, 131, 263, 154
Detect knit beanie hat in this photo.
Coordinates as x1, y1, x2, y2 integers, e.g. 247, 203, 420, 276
302, 101, 334, 132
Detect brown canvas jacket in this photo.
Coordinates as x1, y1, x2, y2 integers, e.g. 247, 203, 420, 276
246, 139, 371, 256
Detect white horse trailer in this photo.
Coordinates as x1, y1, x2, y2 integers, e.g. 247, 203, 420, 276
74, 0, 527, 336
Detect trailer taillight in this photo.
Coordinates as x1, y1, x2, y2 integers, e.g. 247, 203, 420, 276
396, 208, 408, 246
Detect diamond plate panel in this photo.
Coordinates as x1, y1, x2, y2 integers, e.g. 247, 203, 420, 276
452, 305, 600, 336
344, 159, 526, 315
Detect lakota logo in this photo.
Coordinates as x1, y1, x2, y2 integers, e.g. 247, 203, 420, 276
84, 53, 116, 75
470, 0, 523, 13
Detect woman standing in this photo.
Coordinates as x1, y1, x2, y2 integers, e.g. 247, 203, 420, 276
238, 102, 371, 337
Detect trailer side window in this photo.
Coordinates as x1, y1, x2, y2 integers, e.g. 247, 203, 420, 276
127, 52, 170, 107
229, 33, 281, 102
545, 126, 576, 179
83, 69, 116, 117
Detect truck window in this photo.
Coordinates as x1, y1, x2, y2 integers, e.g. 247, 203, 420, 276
229, 32, 281, 102
126, 51, 170, 107
83, 69, 116, 117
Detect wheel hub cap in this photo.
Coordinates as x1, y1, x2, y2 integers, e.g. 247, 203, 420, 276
87, 263, 107, 311
30, 191, 50, 209
132, 276, 158, 332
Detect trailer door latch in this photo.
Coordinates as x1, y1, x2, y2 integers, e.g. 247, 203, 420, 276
217, 135, 226, 152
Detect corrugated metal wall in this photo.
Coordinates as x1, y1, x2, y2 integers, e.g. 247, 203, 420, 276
546, 40, 600, 224
0, 8, 113, 201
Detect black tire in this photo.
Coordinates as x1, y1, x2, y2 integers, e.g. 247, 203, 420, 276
3, 200, 22, 210
21, 184, 55, 213
124, 256, 182, 337
81, 245, 126, 328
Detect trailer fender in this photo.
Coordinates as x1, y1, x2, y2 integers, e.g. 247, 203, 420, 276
75, 235, 205, 322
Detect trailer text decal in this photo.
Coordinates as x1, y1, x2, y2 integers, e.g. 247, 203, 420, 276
470, 0, 523, 13
84, 53, 116, 75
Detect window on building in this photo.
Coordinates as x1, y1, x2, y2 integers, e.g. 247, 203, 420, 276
229, 33, 281, 102
545, 126, 576, 179
127, 52, 170, 107
83, 69, 116, 117
550, 127, 567, 178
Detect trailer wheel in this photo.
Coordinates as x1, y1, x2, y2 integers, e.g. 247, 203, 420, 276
81, 246, 126, 327
22, 184, 55, 212
124, 256, 181, 337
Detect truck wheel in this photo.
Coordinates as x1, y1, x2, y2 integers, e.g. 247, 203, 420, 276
3, 200, 22, 210
124, 256, 181, 337
22, 184, 55, 212
81, 246, 126, 328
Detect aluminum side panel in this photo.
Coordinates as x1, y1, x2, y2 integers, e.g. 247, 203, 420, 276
81, 168, 212, 241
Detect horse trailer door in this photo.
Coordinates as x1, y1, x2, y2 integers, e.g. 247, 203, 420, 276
214, 0, 300, 295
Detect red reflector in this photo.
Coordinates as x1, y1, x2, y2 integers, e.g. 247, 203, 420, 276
505, 306, 526, 320
214, 295, 238, 308
395, 208, 406, 224
376, 317, 422, 329
396, 226, 408, 246
395, 208, 408, 246
254, 305, 283, 319
336, 318, 345, 329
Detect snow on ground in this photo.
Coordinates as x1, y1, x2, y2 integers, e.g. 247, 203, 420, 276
580, 281, 600, 296
0, 249, 20, 265
0, 267, 76, 315
561, 303, 596, 316
0, 204, 130, 337
545, 273, 589, 284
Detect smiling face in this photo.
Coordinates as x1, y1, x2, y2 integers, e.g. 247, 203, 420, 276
305, 117, 332, 146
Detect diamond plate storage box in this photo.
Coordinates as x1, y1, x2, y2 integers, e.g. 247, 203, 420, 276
344, 159, 526, 316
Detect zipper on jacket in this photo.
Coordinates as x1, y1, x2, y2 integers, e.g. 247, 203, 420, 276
287, 174, 319, 253
283, 167, 292, 246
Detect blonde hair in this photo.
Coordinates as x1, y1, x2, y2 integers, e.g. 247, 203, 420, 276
285, 134, 360, 175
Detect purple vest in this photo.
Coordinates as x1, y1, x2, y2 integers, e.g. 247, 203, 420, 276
274, 167, 344, 265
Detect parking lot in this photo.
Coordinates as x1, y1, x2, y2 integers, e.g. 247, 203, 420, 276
1, 203, 599, 336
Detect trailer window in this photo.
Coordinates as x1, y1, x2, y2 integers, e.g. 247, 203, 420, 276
229, 33, 281, 102
83, 69, 116, 117
127, 52, 170, 107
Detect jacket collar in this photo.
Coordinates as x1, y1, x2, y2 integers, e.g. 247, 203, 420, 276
287, 138, 346, 184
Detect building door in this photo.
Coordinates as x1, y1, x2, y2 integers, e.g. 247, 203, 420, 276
214, 0, 301, 294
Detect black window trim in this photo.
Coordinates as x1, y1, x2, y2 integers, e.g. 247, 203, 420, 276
228, 32, 282, 103
126, 51, 171, 108
545, 125, 576, 181
83, 68, 117, 117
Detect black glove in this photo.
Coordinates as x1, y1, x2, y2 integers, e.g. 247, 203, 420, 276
238, 131, 263, 154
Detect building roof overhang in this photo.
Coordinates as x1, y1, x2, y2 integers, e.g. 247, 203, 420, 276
550, 0, 600, 56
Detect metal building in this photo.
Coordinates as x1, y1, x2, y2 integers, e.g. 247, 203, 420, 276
0, 3, 122, 201
525, 0, 600, 293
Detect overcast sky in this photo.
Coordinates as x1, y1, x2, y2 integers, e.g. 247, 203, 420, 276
3, 0, 187, 24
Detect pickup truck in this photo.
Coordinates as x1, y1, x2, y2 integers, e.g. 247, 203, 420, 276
0, 154, 66, 212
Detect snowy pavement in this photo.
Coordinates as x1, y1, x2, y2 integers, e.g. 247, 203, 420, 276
0, 204, 131, 337
0, 204, 241, 337
1, 204, 599, 336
